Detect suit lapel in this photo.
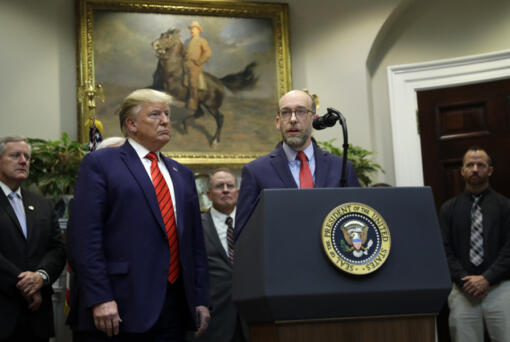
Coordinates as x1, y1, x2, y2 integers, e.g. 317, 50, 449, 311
270, 145, 297, 188
204, 211, 231, 265
120, 143, 168, 237
314, 144, 333, 188
0, 190, 26, 239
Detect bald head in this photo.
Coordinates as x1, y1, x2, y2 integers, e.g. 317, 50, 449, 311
276, 89, 318, 151
278, 90, 316, 114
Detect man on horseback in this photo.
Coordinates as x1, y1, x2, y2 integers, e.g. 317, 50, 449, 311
185, 21, 212, 111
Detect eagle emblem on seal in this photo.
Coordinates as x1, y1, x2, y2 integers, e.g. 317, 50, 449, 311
340, 220, 374, 258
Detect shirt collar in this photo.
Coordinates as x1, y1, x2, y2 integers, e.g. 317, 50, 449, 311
282, 141, 314, 162
128, 138, 160, 161
210, 206, 236, 223
0, 181, 21, 198
464, 187, 491, 201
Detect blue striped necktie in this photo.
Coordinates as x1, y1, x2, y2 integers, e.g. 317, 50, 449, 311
8, 192, 27, 238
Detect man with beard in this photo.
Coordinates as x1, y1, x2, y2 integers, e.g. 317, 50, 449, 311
234, 89, 360, 240
440, 147, 510, 342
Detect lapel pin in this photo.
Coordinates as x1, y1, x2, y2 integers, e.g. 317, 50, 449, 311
172, 167, 178, 172
28, 205, 35, 211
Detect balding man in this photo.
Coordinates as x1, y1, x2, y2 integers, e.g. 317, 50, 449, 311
234, 90, 360, 239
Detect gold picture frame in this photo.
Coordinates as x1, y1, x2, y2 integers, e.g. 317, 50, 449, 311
77, 0, 291, 168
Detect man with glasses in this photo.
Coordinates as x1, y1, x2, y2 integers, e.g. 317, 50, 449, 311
440, 147, 510, 342
234, 89, 360, 240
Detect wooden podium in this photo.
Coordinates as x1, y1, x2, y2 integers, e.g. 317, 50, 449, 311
232, 187, 451, 342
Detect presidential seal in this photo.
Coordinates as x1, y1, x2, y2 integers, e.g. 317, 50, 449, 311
321, 202, 391, 275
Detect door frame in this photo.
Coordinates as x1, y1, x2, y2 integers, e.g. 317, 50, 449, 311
387, 49, 510, 186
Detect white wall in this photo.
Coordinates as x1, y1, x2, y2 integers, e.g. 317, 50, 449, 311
4, 0, 510, 185
0, 0, 76, 140
0, 0, 400, 159
282, 0, 402, 152
369, 0, 510, 184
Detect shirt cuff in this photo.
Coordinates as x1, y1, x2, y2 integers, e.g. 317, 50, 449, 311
36, 269, 50, 285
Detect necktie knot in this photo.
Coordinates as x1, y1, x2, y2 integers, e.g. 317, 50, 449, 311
472, 195, 481, 205
297, 151, 307, 163
225, 216, 233, 227
145, 152, 158, 163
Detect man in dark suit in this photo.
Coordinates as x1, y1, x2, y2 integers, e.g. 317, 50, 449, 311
235, 90, 360, 239
67, 89, 210, 341
189, 169, 249, 342
0, 136, 66, 342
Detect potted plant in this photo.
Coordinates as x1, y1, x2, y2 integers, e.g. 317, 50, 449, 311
317, 139, 384, 187
25, 132, 89, 218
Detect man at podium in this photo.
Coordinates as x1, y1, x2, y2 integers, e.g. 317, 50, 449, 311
234, 89, 360, 240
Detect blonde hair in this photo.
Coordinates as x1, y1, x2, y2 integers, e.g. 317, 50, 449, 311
119, 89, 173, 137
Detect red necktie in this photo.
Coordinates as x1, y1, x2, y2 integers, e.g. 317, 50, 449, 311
297, 151, 314, 188
146, 152, 179, 283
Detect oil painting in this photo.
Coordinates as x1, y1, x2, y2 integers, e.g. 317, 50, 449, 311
78, 0, 291, 166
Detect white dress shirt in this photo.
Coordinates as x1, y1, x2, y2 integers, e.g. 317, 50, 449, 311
210, 206, 236, 255
128, 138, 178, 224
282, 142, 316, 188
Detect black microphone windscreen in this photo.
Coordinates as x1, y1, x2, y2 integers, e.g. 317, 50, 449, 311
312, 117, 327, 130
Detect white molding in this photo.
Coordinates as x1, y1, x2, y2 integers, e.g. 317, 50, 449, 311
387, 50, 510, 186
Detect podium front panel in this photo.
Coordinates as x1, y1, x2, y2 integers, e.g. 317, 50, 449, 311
233, 187, 451, 322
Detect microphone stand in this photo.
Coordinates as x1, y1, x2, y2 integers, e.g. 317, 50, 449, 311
326, 108, 348, 187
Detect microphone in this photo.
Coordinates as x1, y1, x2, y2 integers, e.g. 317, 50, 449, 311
312, 107, 342, 130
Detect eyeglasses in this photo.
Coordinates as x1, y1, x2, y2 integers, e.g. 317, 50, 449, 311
278, 108, 313, 121
212, 183, 236, 191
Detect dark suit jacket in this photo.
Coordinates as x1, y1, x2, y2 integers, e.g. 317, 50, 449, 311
67, 141, 209, 333
234, 143, 360, 239
0, 188, 66, 339
191, 211, 249, 342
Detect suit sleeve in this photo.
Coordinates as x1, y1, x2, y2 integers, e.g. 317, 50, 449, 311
68, 153, 114, 308
188, 170, 210, 307
0, 253, 22, 296
36, 197, 66, 285
234, 165, 261, 241
482, 199, 510, 285
346, 161, 361, 187
439, 200, 468, 286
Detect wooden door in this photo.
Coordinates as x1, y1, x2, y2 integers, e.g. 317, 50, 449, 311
417, 79, 510, 342
417, 78, 510, 210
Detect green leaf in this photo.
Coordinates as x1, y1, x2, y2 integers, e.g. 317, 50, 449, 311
316, 140, 385, 187
27, 133, 88, 197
